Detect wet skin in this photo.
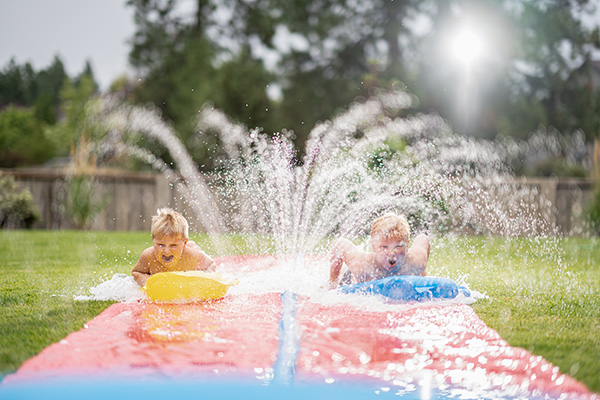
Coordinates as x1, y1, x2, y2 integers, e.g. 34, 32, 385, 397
372, 236, 408, 274
152, 234, 188, 268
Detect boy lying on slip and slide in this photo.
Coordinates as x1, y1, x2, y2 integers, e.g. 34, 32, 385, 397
132, 208, 215, 287
133, 209, 428, 291
327, 212, 430, 290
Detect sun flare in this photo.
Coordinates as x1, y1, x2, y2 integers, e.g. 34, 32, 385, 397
450, 26, 485, 66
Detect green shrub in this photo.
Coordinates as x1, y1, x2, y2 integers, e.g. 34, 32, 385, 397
63, 136, 110, 230
65, 173, 108, 230
0, 172, 42, 229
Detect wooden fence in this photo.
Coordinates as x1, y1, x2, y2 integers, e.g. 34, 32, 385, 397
4, 168, 170, 231
3, 168, 598, 235
521, 177, 596, 236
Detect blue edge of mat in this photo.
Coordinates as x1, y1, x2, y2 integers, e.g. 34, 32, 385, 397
0, 378, 457, 400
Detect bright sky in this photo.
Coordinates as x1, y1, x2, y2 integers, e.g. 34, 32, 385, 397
0, 0, 135, 91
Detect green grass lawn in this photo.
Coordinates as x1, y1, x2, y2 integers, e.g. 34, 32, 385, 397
0, 230, 598, 393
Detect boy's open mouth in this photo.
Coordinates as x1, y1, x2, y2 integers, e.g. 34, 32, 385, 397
385, 255, 404, 271
162, 254, 174, 263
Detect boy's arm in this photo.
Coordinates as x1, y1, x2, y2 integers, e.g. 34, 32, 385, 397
200, 251, 216, 272
403, 234, 430, 276
328, 238, 356, 289
132, 249, 153, 286
328, 258, 344, 290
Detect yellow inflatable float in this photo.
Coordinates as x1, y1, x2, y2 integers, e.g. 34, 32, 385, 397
143, 271, 237, 302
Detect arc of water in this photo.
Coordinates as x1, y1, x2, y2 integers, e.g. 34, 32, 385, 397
100, 99, 224, 234
94, 87, 568, 255
291, 91, 420, 251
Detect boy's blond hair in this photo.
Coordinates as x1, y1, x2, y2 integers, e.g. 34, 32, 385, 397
151, 208, 189, 239
371, 212, 410, 243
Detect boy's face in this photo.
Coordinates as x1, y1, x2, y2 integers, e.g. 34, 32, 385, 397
152, 234, 188, 268
372, 235, 408, 273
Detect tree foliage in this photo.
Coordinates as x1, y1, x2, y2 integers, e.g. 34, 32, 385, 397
126, 0, 281, 167
126, 0, 600, 152
45, 73, 99, 156
2, 1, 599, 171
0, 56, 68, 112
0, 106, 55, 167
0, 56, 99, 166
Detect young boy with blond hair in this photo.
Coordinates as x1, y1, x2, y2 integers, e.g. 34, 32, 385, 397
328, 212, 430, 289
132, 208, 216, 286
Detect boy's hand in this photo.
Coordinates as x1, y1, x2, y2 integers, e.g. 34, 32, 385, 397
327, 280, 339, 290
132, 271, 150, 287
319, 280, 338, 291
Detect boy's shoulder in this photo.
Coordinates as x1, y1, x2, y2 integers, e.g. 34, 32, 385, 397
139, 246, 157, 262
180, 241, 214, 270
133, 246, 160, 275
332, 238, 361, 255
141, 245, 156, 255
183, 242, 208, 260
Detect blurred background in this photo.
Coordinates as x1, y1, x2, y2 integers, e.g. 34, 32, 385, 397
1, 0, 600, 233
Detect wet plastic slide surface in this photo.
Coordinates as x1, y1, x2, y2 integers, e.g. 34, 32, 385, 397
1, 255, 597, 400
4, 294, 281, 381
296, 299, 594, 398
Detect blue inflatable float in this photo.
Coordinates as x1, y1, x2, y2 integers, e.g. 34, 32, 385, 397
338, 275, 470, 301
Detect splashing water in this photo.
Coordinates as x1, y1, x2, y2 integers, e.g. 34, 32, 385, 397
74, 274, 145, 302
95, 89, 560, 259
77, 87, 574, 306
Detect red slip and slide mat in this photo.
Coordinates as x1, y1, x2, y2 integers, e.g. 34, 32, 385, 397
2, 256, 597, 399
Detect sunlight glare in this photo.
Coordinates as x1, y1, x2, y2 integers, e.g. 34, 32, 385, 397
450, 27, 485, 67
